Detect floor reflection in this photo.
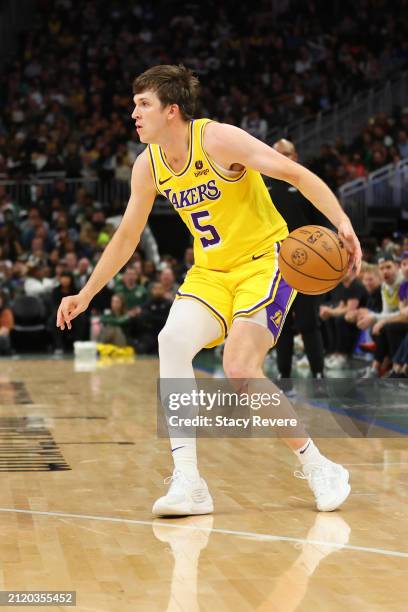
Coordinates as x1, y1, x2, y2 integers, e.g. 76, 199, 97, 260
256, 514, 351, 611
151, 513, 351, 612
152, 515, 214, 612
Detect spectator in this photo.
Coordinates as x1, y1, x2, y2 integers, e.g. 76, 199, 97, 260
132, 259, 149, 287
175, 247, 194, 283
386, 333, 408, 378
98, 294, 130, 347
24, 257, 56, 298
397, 130, 408, 158
64, 252, 78, 275
114, 266, 148, 313
80, 209, 114, 250
240, 110, 268, 141
320, 271, 368, 369
0, 290, 14, 355
160, 267, 179, 301
143, 260, 157, 282
357, 255, 403, 332
345, 265, 383, 325
49, 271, 89, 355
74, 257, 92, 291
134, 282, 171, 354
0, 217, 23, 261
359, 254, 407, 377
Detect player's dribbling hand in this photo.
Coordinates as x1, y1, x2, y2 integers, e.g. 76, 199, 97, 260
337, 218, 362, 275
56, 293, 90, 330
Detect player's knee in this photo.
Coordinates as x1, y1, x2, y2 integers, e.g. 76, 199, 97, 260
223, 357, 258, 382
158, 325, 190, 356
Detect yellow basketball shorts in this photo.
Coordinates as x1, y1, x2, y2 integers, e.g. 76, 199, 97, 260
176, 243, 297, 348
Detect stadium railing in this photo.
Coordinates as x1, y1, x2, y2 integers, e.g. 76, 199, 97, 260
339, 158, 408, 232
0, 175, 172, 214
2, 158, 407, 234
267, 70, 408, 162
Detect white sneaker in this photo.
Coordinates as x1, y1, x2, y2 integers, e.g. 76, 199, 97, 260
295, 460, 351, 512
325, 355, 348, 369
152, 470, 214, 517
361, 365, 379, 379
296, 355, 309, 368
294, 335, 304, 354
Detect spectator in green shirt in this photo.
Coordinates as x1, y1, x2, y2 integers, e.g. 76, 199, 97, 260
115, 266, 148, 316
98, 294, 130, 347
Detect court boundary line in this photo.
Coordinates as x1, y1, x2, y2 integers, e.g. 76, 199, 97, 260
0, 506, 407, 559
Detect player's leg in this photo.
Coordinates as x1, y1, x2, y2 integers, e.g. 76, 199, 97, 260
153, 297, 225, 517
223, 315, 350, 511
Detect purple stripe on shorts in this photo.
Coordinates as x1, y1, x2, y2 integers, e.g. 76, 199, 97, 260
266, 275, 294, 339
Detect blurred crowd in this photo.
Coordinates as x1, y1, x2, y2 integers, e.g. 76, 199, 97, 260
1, 0, 408, 180
0, 175, 195, 354
310, 108, 408, 189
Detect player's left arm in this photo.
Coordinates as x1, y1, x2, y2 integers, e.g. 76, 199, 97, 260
204, 122, 362, 273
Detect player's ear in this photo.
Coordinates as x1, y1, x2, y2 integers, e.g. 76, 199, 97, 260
167, 103, 180, 120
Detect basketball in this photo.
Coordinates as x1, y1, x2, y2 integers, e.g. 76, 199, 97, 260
278, 225, 349, 295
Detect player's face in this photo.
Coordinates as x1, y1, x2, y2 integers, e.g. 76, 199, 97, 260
131, 91, 168, 144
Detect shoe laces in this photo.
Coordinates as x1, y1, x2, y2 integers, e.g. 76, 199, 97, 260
294, 463, 332, 496
164, 468, 183, 484
163, 469, 195, 494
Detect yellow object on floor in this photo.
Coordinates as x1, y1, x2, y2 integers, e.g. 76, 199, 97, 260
96, 343, 135, 359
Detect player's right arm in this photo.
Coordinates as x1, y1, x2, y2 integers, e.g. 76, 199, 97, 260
56, 150, 156, 330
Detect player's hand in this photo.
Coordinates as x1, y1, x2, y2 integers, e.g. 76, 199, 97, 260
337, 218, 362, 275
56, 293, 90, 330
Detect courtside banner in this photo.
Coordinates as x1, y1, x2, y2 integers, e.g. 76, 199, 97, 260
157, 378, 408, 438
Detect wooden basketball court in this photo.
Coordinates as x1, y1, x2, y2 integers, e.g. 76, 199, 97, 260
0, 357, 407, 611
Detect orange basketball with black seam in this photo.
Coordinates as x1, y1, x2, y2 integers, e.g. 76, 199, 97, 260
278, 225, 349, 295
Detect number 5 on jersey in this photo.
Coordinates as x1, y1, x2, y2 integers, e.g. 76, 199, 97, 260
191, 211, 221, 248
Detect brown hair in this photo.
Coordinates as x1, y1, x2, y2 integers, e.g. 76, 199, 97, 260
132, 64, 199, 121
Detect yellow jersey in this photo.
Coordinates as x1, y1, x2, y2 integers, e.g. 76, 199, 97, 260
147, 118, 288, 271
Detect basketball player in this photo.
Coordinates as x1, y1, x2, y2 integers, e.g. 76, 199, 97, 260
57, 65, 362, 516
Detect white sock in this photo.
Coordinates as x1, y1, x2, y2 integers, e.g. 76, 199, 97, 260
172, 441, 199, 480
159, 299, 222, 481
295, 439, 326, 467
